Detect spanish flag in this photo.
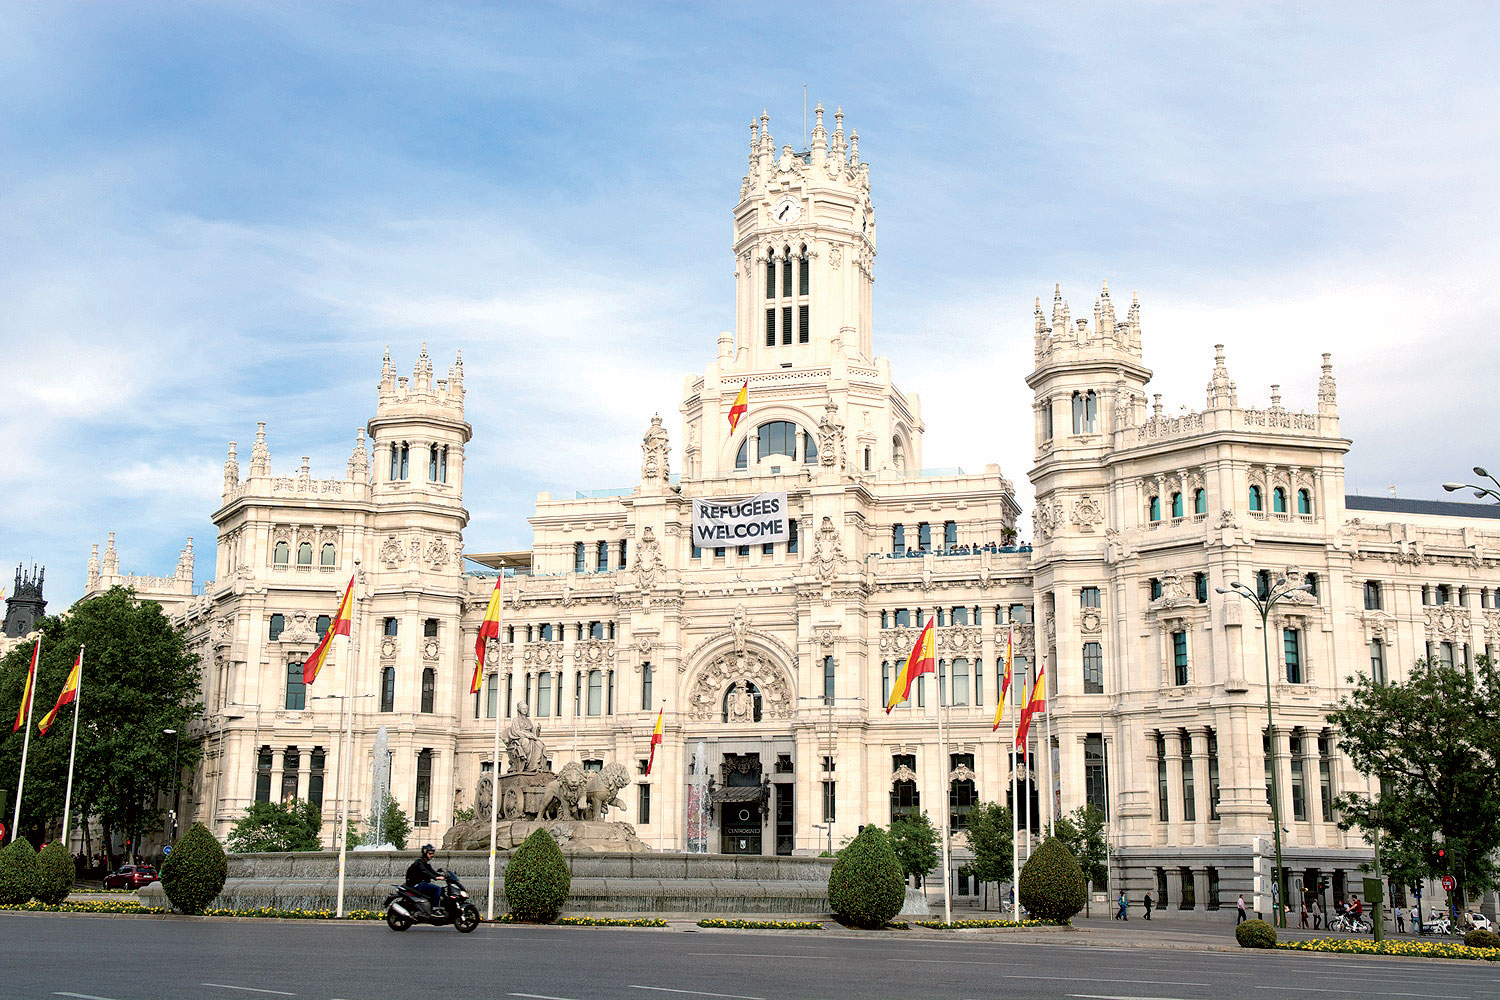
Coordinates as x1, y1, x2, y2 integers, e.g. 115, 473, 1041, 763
885, 618, 936, 713
12, 638, 38, 733
646, 707, 664, 775
992, 626, 1014, 732
38, 648, 83, 737
303, 575, 354, 685
1015, 660, 1046, 756
472, 574, 504, 694
727, 380, 749, 432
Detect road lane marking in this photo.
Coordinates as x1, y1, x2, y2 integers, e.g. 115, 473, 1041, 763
202, 986, 297, 997
509, 994, 583, 1000
1257, 988, 1468, 998
54, 993, 122, 1000
685, 952, 833, 959
629, 988, 767, 1000
1069, 995, 1205, 1000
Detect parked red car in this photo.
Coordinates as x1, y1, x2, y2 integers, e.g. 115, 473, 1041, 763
103, 865, 158, 890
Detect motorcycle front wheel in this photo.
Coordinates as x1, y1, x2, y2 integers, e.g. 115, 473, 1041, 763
455, 905, 480, 933
386, 907, 413, 932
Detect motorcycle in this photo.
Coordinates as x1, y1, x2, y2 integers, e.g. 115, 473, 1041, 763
384, 870, 481, 933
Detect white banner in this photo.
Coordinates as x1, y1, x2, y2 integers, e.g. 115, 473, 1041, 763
691, 492, 789, 546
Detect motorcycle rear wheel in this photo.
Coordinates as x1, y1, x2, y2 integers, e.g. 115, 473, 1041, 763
455, 905, 480, 933
386, 908, 413, 932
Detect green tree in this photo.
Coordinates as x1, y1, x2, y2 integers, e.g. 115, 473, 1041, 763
1327, 655, 1500, 904
1019, 835, 1086, 922
225, 800, 324, 853
1053, 804, 1109, 915
961, 802, 1014, 905
0, 588, 202, 860
827, 824, 905, 928
505, 828, 570, 921
160, 822, 228, 914
888, 810, 941, 887
366, 792, 410, 850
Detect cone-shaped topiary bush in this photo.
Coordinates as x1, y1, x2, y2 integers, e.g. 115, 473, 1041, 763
827, 824, 906, 929
34, 842, 75, 905
0, 838, 39, 905
505, 828, 570, 922
1018, 836, 1085, 923
160, 822, 228, 915
1236, 918, 1277, 948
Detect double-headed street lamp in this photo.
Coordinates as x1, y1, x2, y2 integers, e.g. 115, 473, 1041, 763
1216, 574, 1312, 928
163, 728, 181, 843
1442, 467, 1500, 504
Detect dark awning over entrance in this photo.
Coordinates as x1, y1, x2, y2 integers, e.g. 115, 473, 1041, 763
711, 785, 764, 804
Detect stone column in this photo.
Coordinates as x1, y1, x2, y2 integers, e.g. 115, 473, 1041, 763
1274, 728, 1295, 847
1191, 729, 1212, 844
1165, 738, 1185, 846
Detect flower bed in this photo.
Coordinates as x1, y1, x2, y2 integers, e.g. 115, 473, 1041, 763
697, 918, 823, 930
1278, 938, 1500, 961
0, 900, 382, 919
556, 916, 667, 927
913, 918, 1061, 929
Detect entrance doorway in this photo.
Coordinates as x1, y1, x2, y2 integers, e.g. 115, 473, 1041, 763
723, 802, 762, 854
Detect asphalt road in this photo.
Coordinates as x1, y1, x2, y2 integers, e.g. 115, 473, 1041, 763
3, 913, 1497, 1000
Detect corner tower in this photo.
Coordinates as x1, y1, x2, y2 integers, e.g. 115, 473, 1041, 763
3, 564, 45, 638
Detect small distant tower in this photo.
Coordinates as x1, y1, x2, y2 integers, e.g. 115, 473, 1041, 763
368, 345, 472, 508
4, 564, 46, 638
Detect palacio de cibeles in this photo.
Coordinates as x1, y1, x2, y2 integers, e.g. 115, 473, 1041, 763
51, 105, 1500, 920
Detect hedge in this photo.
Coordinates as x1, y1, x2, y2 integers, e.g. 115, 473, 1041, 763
34, 843, 74, 905
504, 828, 570, 922
1236, 918, 1277, 948
1018, 837, 1084, 923
827, 825, 905, 929
160, 822, 228, 914
0, 838, 39, 905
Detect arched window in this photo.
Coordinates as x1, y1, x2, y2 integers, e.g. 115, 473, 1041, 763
722, 681, 763, 722
1194, 488, 1207, 514
892, 436, 906, 472
296, 541, 313, 565
440, 445, 448, 482
782, 245, 793, 298
574, 542, 587, 573
789, 518, 799, 554
1149, 496, 1161, 522
389, 444, 399, 481
757, 421, 798, 461
285, 662, 305, 710
949, 760, 977, 831
269, 613, 285, 640
316, 614, 331, 638
799, 245, 810, 296
735, 439, 749, 470
1072, 391, 1085, 434
1297, 489, 1311, 514
398, 442, 409, 480
587, 669, 603, 716
1273, 487, 1287, 513
273, 540, 289, 565
1171, 492, 1183, 518
320, 542, 336, 567
429, 444, 440, 481
802, 430, 818, 464
1248, 485, 1263, 511
380, 666, 396, 712
765, 256, 775, 299
420, 667, 435, 713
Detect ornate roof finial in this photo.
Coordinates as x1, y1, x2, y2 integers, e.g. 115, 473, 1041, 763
1206, 343, 1237, 408
1318, 352, 1337, 409
849, 128, 859, 164
1051, 282, 1065, 330
1269, 384, 1283, 410
250, 421, 270, 476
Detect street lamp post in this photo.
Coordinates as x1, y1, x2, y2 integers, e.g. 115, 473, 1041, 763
1442, 467, 1500, 504
798, 692, 863, 856
163, 728, 180, 843
1216, 575, 1311, 928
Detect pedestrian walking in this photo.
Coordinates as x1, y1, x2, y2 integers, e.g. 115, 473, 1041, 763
1312, 898, 1322, 929
1144, 891, 1153, 921
1299, 901, 1309, 929
1116, 891, 1128, 921
1236, 894, 1248, 924
1395, 903, 1406, 933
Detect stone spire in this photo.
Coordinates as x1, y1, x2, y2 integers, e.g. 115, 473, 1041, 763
249, 422, 270, 477
1050, 283, 1065, 332
380, 346, 396, 393
1096, 279, 1115, 339
223, 440, 239, 496
831, 106, 846, 159
102, 532, 119, 575
1206, 344, 1237, 408
1318, 353, 1338, 414
87, 544, 100, 591
348, 427, 370, 481
414, 342, 433, 392
810, 102, 827, 158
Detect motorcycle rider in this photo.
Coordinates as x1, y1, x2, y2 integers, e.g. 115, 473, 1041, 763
405, 844, 446, 915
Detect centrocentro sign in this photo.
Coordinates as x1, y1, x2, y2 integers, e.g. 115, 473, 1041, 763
692, 492, 789, 546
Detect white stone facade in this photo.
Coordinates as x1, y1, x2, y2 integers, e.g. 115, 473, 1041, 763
87, 108, 1500, 911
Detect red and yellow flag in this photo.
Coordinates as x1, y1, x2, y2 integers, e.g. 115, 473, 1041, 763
992, 626, 1014, 732
727, 380, 749, 432
646, 707, 664, 775
303, 575, 354, 686
885, 618, 936, 714
38, 648, 83, 737
1015, 660, 1046, 756
12, 638, 38, 733
473, 574, 504, 694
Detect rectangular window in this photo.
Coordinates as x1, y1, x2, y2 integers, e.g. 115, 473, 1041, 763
799, 254, 809, 295
1181, 735, 1196, 822
285, 661, 306, 711
782, 255, 792, 297
380, 666, 396, 713
414, 749, 432, 826
765, 258, 775, 298
714, 546, 725, 558
1084, 734, 1107, 817
737, 544, 750, 557
763, 541, 774, 555
637, 784, 651, 824
952, 658, 970, 706
1290, 736, 1307, 822
798, 304, 809, 344
308, 747, 325, 811
281, 746, 299, 803
1156, 735, 1169, 821
1284, 629, 1302, 683
892, 524, 905, 552
1364, 581, 1382, 610
1080, 587, 1100, 608
383, 616, 399, 637
574, 543, 587, 573
1208, 733, 1220, 820
1082, 642, 1103, 694
597, 541, 609, 572
255, 746, 273, 804
782, 305, 792, 345
1318, 736, 1335, 822
1370, 640, 1387, 685
1195, 573, 1208, 602
420, 668, 435, 714
1173, 631, 1188, 686
423, 617, 439, 638
823, 655, 835, 705
822, 780, 836, 823
765, 308, 776, 347
944, 521, 958, 547
1009, 603, 1031, 624
641, 662, 653, 711
881, 661, 891, 706
537, 672, 552, 717
485, 673, 498, 719
788, 519, 798, 554
618, 539, 627, 568
918, 522, 931, 551
587, 670, 602, 716
1440, 641, 1456, 668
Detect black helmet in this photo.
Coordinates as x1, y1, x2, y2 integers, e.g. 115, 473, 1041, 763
421, 844, 435, 853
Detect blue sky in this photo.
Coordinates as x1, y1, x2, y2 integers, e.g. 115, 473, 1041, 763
2, 2, 1497, 609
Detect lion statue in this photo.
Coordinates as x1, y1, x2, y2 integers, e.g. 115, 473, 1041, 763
579, 762, 631, 821
538, 761, 590, 821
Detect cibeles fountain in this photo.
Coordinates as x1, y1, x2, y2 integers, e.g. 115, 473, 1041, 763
440, 702, 649, 852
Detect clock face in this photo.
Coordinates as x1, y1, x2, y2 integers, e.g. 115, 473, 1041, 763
772, 196, 801, 225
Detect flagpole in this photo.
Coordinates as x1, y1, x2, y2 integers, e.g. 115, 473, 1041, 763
1009, 627, 1019, 922
485, 567, 505, 921
1045, 684, 1057, 838
11, 636, 40, 842
335, 561, 361, 919
61, 646, 84, 848
936, 660, 952, 926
